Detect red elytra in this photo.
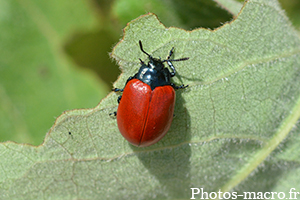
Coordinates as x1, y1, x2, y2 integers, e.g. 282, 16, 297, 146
116, 79, 175, 147
112, 41, 188, 147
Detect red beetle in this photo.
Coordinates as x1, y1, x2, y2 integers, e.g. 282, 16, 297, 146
112, 41, 189, 147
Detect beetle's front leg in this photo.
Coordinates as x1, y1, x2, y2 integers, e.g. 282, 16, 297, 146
171, 83, 189, 90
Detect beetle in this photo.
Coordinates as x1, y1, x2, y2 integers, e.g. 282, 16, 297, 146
112, 40, 189, 147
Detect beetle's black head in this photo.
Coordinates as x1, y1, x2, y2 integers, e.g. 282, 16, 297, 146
136, 40, 189, 90
148, 57, 164, 70
139, 40, 165, 71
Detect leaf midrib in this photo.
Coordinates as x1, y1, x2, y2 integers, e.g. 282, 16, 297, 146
220, 85, 300, 193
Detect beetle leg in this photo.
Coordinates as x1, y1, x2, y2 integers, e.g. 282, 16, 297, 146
166, 47, 176, 77
112, 88, 123, 92
112, 76, 135, 93
112, 88, 123, 104
109, 111, 117, 117
171, 83, 189, 90
125, 76, 134, 84
166, 60, 176, 77
167, 47, 175, 60
176, 84, 189, 89
117, 95, 122, 104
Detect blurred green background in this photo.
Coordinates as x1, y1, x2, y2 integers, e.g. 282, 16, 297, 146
0, 0, 299, 146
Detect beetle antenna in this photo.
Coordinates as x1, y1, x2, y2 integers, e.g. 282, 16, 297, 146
139, 58, 145, 64
163, 57, 189, 62
139, 40, 152, 58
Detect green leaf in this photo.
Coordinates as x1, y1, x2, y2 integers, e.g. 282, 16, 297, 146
1, 0, 300, 199
0, 0, 108, 145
